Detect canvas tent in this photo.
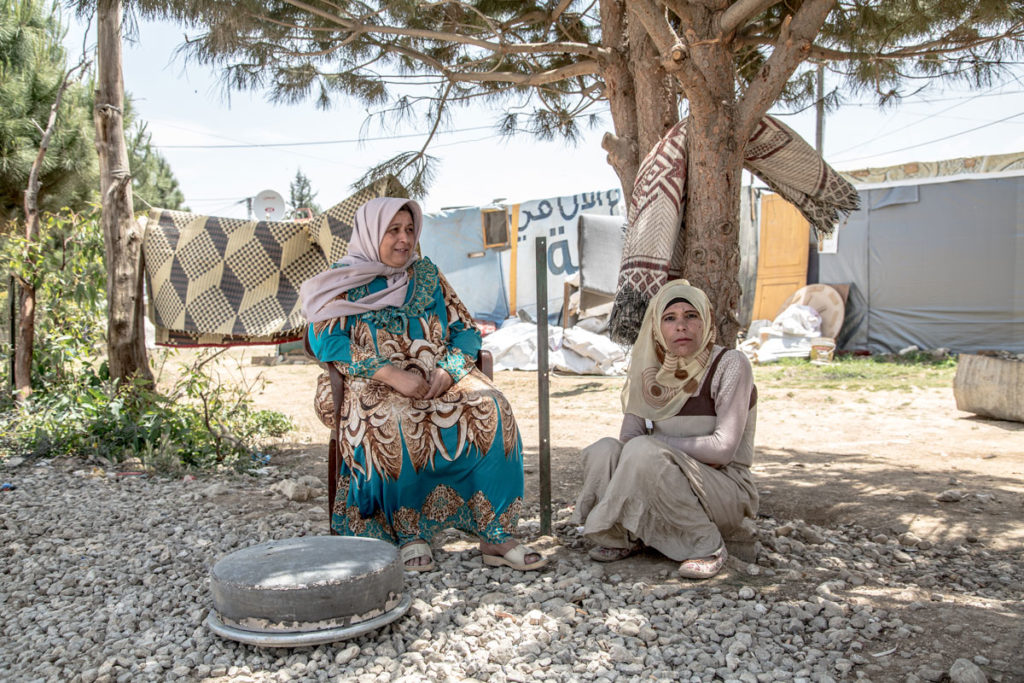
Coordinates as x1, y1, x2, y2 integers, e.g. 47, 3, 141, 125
821, 159, 1024, 355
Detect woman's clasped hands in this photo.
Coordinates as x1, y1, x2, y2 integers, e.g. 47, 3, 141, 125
375, 364, 453, 400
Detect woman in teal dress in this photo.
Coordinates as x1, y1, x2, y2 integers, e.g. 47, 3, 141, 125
300, 197, 546, 572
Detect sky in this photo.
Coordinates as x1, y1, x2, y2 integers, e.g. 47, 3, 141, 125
62, 14, 1024, 218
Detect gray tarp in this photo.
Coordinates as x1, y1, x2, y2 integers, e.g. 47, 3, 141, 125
819, 174, 1024, 354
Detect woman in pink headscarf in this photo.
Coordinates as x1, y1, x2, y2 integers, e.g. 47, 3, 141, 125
301, 197, 546, 573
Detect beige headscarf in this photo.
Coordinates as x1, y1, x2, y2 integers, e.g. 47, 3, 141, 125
621, 279, 717, 420
300, 197, 423, 323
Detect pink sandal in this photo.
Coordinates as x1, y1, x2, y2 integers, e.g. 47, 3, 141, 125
678, 544, 727, 579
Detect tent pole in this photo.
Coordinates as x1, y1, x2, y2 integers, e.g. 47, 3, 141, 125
535, 236, 551, 535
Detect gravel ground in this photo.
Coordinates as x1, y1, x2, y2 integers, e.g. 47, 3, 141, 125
2, 459, 1021, 683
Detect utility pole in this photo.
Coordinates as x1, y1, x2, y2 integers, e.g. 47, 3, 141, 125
815, 63, 825, 154
809, 62, 826, 285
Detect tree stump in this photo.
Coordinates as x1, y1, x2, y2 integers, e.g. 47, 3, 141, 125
953, 354, 1024, 423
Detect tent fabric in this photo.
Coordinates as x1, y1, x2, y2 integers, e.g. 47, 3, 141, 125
418, 206, 511, 323
820, 174, 1023, 354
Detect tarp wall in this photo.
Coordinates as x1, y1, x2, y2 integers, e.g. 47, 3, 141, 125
819, 174, 1024, 354
423, 190, 624, 323
503, 190, 624, 321
420, 206, 511, 322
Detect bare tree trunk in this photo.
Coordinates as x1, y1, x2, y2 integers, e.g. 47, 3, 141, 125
14, 287, 35, 400
599, 0, 640, 202
677, 5, 744, 347
94, 0, 152, 385
683, 105, 744, 347
600, 0, 681, 206
627, 27, 678, 164
15, 57, 90, 400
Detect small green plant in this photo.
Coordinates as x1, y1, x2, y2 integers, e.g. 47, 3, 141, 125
0, 353, 293, 470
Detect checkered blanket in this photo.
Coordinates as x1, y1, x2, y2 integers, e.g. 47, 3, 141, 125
609, 116, 860, 345
143, 177, 405, 347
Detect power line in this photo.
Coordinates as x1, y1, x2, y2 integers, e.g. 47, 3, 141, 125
830, 82, 1010, 156
835, 110, 1024, 164
158, 125, 496, 149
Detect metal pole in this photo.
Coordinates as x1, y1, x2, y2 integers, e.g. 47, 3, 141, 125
535, 236, 551, 535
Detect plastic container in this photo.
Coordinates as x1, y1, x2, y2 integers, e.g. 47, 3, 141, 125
810, 337, 836, 364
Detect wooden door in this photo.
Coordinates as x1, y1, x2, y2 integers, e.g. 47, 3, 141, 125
750, 193, 809, 321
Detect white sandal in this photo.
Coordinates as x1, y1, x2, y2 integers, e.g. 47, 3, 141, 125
481, 544, 548, 571
400, 540, 436, 572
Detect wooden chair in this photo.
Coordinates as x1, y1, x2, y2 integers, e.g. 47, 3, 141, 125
307, 338, 493, 532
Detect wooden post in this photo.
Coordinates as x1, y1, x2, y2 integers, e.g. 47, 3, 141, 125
535, 236, 551, 535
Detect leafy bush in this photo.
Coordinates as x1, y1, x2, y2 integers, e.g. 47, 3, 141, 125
0, 206, 108, 391
0, 209, 294, 470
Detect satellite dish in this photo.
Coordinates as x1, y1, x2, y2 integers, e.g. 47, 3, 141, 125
252, 190, 286, 221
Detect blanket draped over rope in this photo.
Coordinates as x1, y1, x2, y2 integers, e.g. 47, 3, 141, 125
609, 115, 860, 345
142, 176, 405, 347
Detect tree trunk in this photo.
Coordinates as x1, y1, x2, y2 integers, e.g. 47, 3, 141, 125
94, 0, 152, 385
599, 0, 640, 202
626, 26, 678, 165
15, 57, 86, 399
14, 286, 35, 400
599, 0, 681, 206
677, 5, 745, 348
683, 106, 744, 347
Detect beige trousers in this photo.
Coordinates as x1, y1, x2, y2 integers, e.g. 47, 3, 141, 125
573, 436, 757, 561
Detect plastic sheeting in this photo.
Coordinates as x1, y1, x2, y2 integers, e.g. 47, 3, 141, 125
820, 174, 1024, 354
419, 207, 511, 323
482, 321, 629, 375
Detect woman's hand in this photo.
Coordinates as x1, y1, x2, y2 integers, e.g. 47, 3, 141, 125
373, 365, 430, 399
424, 368, 454, 399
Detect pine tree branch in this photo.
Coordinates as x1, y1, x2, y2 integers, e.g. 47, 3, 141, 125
735, 21, 1024, 62
720, 0, 781, 37
447, 60, 601, 85
280, 0, 608, 59
738, 0, 835, 139
625, 0, 677, 55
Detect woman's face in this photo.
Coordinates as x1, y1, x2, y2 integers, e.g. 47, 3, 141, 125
660, 300, 704, 357
378, 208, 416, 268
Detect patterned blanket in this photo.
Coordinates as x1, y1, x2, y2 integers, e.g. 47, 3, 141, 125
142, 177, 405, 347
610, 115, 860, 345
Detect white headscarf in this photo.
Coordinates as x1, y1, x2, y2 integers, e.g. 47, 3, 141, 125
300, 197, 423, 323
620, 279, 717, 420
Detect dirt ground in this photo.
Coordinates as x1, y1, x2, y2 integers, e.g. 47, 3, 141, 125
222, 351, 1023, 678
239, 356, 1023, 552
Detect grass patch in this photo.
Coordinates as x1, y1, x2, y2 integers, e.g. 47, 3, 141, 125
752, 353, 957, 391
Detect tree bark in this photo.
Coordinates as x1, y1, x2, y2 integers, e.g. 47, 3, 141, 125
599, 0, 640, 202
627, 25, 679, 163
678, 3, 745, 347
94, 0, 152, 385
15, 57, 88, 400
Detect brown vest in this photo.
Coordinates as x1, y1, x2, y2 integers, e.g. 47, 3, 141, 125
676, 350, 757, 417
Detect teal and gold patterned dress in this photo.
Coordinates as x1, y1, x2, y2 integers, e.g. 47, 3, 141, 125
308, 256, 524, 545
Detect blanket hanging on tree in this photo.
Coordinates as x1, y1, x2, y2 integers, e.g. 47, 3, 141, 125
609, 115, 860, 345
142, 176, 405, 347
